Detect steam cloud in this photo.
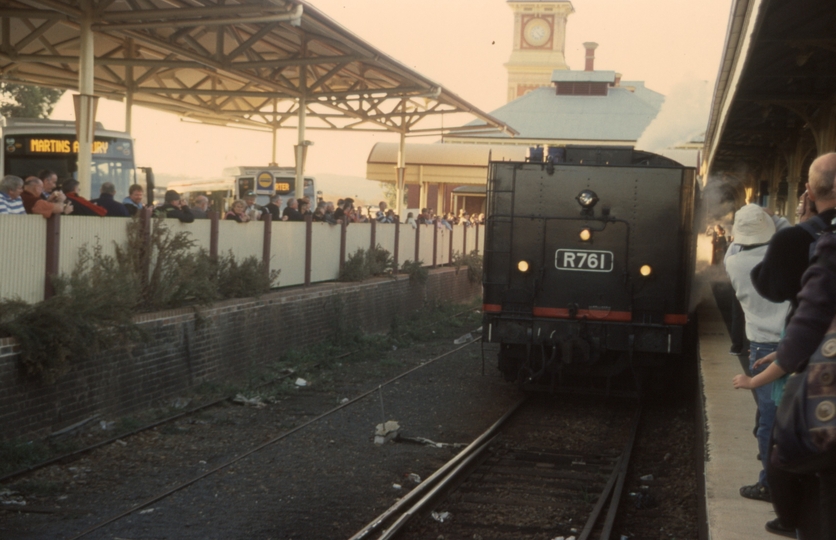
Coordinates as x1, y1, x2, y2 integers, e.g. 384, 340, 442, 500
637, 78, 711, 154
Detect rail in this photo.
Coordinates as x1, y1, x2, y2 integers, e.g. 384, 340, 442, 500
0, 213, 483, 304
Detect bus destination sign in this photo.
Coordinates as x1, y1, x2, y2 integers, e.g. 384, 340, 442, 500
4, 135, 133, 159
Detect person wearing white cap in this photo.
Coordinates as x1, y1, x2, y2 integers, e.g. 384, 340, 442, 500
725, 203, 792, 504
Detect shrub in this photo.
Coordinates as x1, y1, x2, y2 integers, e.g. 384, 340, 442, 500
0, 218, 280, 383
401, 259, 428, 284
216, 252, 280, 299
339, 245, 394, 282
0, 243, 143, 383
452, 250, 483, 284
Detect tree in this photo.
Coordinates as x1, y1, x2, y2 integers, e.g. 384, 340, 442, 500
0, 83, 65, 118
380, 181, 408, 210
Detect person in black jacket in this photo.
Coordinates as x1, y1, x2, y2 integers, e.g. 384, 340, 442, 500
282, 197, 304, 222
91, 182, 129, 217
751, 153, 836, 308
154, 190, 194, 223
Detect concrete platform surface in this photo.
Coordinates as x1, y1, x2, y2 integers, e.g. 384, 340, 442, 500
699, 285, 780, 540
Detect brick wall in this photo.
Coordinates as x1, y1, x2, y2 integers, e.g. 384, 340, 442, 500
0, 268, 480, 440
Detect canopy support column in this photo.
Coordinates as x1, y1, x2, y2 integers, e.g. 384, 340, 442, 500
76, 0, 96, 199
395, 131, 406, 221
270, 99, 278, 166
295, 65, 308, 199
125, 39, 134, 135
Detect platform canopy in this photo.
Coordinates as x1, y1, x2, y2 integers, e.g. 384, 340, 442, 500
0, 0, 516, 136
703, 0, 836, 219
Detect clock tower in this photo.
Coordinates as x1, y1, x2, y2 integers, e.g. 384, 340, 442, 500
505, 0, 574, 102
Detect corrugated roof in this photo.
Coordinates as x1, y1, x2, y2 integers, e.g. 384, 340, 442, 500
551, 70, 616, 83
367, 142, 527, 166
451, 82, 663, 142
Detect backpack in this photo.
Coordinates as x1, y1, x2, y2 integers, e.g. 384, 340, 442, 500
771, 243, 836, 474
798, 214, 836, 260
771, 329, 836, 474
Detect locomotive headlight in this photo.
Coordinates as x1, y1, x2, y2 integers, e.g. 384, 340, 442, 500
579, 229, 592, 241
576, 189, 599, 209
517, 260, 530, 273
640, 264, 653, 277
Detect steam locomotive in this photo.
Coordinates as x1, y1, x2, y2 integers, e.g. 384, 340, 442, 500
481, 146, 697, 393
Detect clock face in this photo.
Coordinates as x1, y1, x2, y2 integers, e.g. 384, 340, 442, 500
524, 18, 551, 48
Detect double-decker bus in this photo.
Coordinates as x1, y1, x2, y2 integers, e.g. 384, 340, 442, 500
1, 117, 136, 198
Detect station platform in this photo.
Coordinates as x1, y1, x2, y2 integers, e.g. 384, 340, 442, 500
699, 281, 781, 539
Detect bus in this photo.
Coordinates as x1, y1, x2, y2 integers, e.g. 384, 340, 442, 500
1, 117, 137, 198
167, 166, 316, 214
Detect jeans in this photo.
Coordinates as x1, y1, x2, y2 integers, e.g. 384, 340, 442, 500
750, 341, 778, 486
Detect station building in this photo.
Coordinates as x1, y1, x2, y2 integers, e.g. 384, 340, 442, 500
367, 0, 665, 216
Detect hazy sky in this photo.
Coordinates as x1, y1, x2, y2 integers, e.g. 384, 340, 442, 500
50, 0, 734, 180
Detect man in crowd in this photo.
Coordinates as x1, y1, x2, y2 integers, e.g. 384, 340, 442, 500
282, 197, 303, 221
312, 201, 327, 222
62, 179, 107, 216
333, 198, 353, 222
38, 169, 59, 199
0, 175, 25, 214
191, 195, 210, 219
91, 182, 129, 217
243, 191, 263, 221
751, 152, 836, 306
375, 201, 389, 222
123, 184, 145, 216
21, 177, 72, 217
154, 190, 194, 223
265, 194, 286, 222
298, 198, 311, 218
725, 204, 791, 503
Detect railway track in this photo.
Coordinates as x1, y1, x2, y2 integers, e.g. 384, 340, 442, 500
0, 306, 480, 486
351, 398, 641, 540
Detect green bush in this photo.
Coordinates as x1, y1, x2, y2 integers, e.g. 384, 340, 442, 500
0, 218, 280, 383
452, 250, 483, 284
339, 245, 394, 282
0, 243, 143, 382
401, 259, 428, 284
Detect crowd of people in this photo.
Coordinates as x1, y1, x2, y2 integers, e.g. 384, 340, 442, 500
725, 152, 836, 539
221, 193, 486, 229
0, 172, 486, 230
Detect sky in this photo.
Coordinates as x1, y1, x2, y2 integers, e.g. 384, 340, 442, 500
49, 0, 734, 181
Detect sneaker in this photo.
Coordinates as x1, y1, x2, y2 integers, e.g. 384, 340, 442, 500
740, 482, 771, 502
765, 518, 796, 538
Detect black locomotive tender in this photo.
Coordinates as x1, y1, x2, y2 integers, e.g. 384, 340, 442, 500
482, 145, 696, 392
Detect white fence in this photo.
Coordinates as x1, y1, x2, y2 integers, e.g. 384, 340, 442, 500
0, 215, 483, 304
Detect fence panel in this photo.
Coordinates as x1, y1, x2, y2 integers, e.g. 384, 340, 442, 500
310, 223, 341, 283
437, 227, 450, 265
345, 222, 371, 259
270, 222, 306, 287
58, 216, 130, 277
375, 223, 397, 256
217, 220, 263, 262
398, 225, 416, 266
465, 225, 477, 254
167, 218, 212, 253
476, 224, 484, 255
451, 225, 465, 257
418, 224, 435, 266
0, 215, 47, 303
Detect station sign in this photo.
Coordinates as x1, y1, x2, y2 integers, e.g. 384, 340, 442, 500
255, 171, 275, 195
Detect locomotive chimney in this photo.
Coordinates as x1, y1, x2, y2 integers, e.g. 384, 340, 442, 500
614, 72, 622, 86
583, 42, 598, 72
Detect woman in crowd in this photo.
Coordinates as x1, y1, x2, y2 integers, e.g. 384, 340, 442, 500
225, 199, 251, 223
